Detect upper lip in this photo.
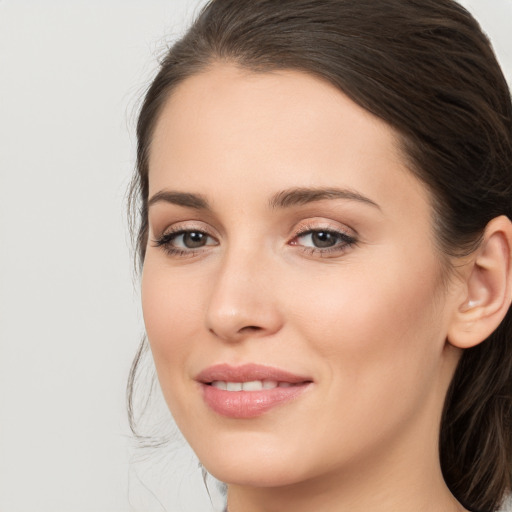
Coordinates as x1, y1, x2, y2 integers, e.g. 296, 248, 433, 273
196, 363, 312, 384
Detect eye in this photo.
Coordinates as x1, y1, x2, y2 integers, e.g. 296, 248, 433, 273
298, 230, 342, 248
173, 231, 213, 249
290, 227, 357, 254
153, 228, 218, 256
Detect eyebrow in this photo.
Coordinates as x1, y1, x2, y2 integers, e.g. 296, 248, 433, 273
147, 190, 210, 210
269, 187, 380, 210
147, 186, 380, 211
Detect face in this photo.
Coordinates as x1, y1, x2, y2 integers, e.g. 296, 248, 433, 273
142, 64, 460, 489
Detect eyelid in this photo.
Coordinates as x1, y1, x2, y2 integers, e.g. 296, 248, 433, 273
151, 221, 219, 257
292, 218, 357, 238
154, 220, 218, 239
288, 219, 358, 255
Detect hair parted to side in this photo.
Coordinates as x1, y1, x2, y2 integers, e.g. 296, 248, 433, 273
127, 1, 512, 510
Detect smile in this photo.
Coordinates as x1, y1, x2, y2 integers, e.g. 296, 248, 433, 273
211, 380, 299, 391
196, 364, 313, 418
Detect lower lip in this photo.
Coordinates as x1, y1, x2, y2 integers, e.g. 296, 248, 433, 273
201, 384, 311, 419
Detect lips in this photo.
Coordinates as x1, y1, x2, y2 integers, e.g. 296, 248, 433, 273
196, 363, 313, 418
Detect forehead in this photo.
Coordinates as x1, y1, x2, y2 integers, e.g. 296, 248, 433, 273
148, 63, 430, 217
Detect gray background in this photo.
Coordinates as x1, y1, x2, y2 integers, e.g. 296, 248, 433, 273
0, 1, 510, 511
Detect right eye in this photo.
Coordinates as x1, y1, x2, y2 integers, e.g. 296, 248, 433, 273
153, 229, 218, 255
171, 231, 213, 249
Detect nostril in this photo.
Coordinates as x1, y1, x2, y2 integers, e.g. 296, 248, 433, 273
208, 324, 266, 341
239, 325, 263, 333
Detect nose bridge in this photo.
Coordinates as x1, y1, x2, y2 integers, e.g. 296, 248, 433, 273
205, 240, 282, 341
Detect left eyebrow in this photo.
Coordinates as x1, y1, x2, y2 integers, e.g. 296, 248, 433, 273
269, 187, 381, 210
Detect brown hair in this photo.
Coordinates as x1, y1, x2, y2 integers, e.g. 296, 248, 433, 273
128, 1, 512, 510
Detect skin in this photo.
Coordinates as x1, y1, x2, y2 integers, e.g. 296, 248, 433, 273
141, 64, 471, 512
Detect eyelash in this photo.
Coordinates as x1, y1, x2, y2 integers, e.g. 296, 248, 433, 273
152, 224, 357, 258
152, 227, 218, 257
290, 224, 357, 256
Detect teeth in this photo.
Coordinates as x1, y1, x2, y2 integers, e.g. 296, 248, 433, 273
210, 380, 283, 391
227, 382, 243, 392
242, 380, 263, 391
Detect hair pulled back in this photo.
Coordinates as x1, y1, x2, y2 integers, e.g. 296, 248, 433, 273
128, 1, 512, 510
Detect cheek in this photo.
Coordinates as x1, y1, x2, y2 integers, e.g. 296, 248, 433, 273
288, 252, 447, 396
141, 258, 213, 427
141, 258, 204, 379
276, 256, 449, 465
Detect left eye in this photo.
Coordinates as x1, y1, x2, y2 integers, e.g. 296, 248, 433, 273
293, 230, 355, 249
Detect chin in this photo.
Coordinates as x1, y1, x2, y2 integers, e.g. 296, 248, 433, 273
193, 433, 313, 488
205, 459, 307, 489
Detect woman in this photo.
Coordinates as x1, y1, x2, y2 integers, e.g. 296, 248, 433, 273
128, 1, 512, 511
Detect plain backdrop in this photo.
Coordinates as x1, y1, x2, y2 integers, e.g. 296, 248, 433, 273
0, 1, 510, 511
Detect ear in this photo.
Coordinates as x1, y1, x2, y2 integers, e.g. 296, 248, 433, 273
447, 215, 512, 349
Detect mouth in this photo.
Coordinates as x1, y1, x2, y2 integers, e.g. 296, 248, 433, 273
196, 364, 313, 418
209, 380, 303, 391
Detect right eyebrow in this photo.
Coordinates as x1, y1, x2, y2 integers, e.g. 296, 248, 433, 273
147, 190, 210, 210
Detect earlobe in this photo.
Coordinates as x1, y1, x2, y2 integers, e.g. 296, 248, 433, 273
447, 215, 512, 349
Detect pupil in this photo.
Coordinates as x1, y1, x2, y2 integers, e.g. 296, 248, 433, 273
184, 232, 206, 248
312, 231, 337, 248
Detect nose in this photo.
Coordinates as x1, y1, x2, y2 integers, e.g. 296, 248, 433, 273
205, 246, 283, 342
